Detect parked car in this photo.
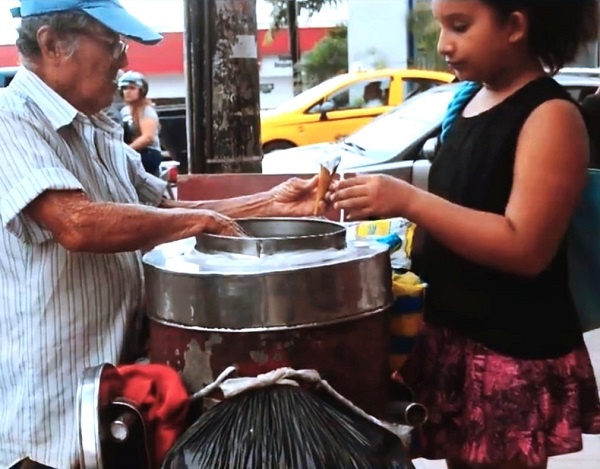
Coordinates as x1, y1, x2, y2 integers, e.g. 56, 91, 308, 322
262, 73, 600, 178
260, 68, 455, 153
262, 83, 456, 177
149, 70, 454, 172
0, 67, 17, 88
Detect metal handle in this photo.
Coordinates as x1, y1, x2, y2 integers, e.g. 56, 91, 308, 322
385, 400, 428, 426
109, 409, 138, 442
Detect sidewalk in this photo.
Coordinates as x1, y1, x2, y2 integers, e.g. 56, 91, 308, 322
412, 329, 600, 469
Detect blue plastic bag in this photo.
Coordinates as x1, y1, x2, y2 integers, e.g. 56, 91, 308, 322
569, 169, 600, 332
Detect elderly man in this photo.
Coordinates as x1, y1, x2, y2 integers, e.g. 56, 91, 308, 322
0, 1, 319, 467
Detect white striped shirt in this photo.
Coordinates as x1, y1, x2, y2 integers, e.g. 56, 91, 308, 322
0, 67, 166, 468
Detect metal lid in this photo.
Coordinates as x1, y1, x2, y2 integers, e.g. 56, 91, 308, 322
195, 217, 347, 257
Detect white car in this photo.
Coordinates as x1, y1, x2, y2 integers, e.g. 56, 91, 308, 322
262, 73, 600, 176
261, 84, 457, 175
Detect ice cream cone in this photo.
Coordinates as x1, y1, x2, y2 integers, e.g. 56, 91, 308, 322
313, 165, 334, 216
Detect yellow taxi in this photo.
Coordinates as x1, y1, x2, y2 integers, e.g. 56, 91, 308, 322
260, 68, 455, 153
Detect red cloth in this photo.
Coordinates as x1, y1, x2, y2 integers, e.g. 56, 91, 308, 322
118, 364, 190, 467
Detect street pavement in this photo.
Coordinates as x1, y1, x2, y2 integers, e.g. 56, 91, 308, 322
412, 329, 600, 469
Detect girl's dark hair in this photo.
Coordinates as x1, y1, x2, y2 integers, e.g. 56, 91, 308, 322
481, 0, 599, 73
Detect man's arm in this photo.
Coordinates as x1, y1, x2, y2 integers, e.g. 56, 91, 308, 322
159, 192, 276, 218
0, 111, 242, 252
25, 190, 244, 253
159, 176, 321, 218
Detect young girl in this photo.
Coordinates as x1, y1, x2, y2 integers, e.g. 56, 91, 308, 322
331, 1, 600, 468
118, 70, 163, 175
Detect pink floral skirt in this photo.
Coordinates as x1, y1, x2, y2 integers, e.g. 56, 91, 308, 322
393, 323, 600, 466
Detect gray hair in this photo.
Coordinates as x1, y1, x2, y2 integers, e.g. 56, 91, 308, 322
16, 11, 101, 64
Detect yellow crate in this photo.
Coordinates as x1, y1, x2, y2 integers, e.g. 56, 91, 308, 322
390, 312, 423, 337
389, 271, 426, 372
355, 219, 393, 238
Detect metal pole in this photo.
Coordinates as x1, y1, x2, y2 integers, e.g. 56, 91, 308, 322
287, 0, 302, 95
407, 0, 415, 67
184, 0, 262, 174
183, 0, 210, 174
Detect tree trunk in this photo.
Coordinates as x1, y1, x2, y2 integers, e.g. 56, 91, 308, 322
287, 0, 303, 95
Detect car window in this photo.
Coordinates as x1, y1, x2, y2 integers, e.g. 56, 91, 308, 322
272, 74, 353, 113
403, 78, 448, 100
0, 72, 15, 88
554, 73, 600, 102
307, 77, 392, 113
564, 85, 598, 102
579, 87, 598, 101
344, 87, 457, 158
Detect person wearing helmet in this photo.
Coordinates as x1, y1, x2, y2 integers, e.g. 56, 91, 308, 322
119, 70, 162, 175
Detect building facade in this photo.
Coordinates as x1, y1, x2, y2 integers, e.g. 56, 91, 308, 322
0, 0, 347, 108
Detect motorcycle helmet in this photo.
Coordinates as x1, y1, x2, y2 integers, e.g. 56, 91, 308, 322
118, 70, 149, 97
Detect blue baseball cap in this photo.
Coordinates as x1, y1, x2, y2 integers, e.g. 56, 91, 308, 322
11, 0, 163, 45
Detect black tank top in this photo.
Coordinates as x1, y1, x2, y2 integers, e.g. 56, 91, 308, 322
411, 77, 584, 359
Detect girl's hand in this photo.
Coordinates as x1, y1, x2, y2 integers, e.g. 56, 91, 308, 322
329, 174, 415, 220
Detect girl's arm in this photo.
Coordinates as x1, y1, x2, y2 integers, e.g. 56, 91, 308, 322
333, 99, 588, 276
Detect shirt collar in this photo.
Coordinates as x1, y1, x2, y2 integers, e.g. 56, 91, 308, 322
90, 111, 124, 137
9, 67, 123, 137
10, 67, 78, 130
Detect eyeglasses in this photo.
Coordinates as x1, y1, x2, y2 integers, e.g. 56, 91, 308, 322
98, 36, 129, 60
78, 31, 128, 59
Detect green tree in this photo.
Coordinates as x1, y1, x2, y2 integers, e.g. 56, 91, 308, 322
267, 1, 446, 71
407, 0, 446, 70
266, 0, 340, 28
296, 25, 348, 87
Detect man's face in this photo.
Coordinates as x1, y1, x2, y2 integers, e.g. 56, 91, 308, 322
364, 85, 380, 102
50, 26, 128, 115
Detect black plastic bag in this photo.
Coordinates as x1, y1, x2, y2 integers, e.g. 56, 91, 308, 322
162, 384, 413, 469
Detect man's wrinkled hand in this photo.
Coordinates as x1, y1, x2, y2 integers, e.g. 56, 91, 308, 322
202, 210, 247, 237
269, 175, 329, 217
